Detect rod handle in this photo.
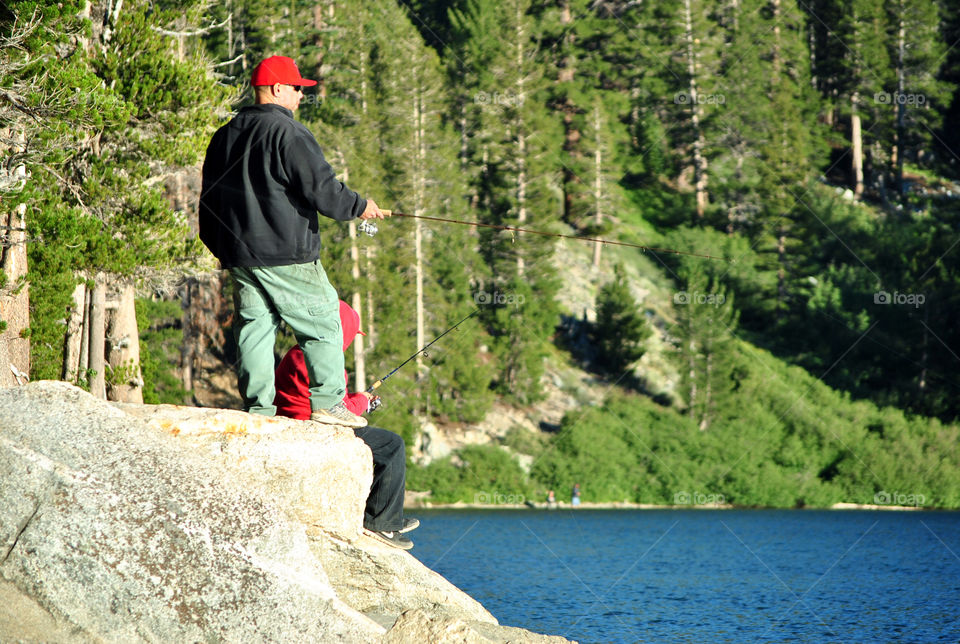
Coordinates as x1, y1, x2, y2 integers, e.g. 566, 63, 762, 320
367, 379, 383, 392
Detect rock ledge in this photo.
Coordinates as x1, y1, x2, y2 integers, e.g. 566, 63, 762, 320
0, 381, 573, 643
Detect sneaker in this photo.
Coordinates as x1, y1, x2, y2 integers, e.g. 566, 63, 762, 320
364, 528, 414, 550
310, 403, 367, 428
399, 517, 420, 534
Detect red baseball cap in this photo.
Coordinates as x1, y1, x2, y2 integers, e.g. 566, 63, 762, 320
250, 56, 317, 87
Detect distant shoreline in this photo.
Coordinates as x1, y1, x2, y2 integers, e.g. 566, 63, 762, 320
407, 500, 937, 511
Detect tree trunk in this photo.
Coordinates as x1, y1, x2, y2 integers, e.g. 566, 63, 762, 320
78, 285, 91, 385
808, 4, 817, 91
894, 0, 906, 198
460, 105, 469, 172
683, 0, 708, 217
349, 220, 366, 390
777, 228, 787, 318
181, 279, 194, 392
517, 131, 527, 277
414, 88, 426, 383
415, 218, 425, 380
515, 2, 528, 277
772, 0, 781, 78
365, 246, 376, 348
62, 282, 86, 382
313, 3, 327, 100
699, 352, 712, 430
88, 278, 107, 399
106, 283, 143, 403
687, 339, 698, 420
559, 0, 579, 228
0, 203, 29, 386
851, 92, 864, 196
559, 0, 573, 84
918, 303, 928, 392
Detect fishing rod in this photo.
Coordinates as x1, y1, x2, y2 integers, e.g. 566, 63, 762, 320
365, 308, 481, 409
376, 210, 729, 262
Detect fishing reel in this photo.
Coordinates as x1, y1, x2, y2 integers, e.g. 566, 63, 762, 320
368, 395, 382, 413
358, 220, 378, 237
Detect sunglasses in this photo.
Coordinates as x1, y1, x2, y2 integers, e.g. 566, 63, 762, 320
290, 85, 303, 93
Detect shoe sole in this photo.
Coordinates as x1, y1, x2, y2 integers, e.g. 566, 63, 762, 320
363, 528, 413, 550
399, 518, 420, 534
310, 413, 367, 428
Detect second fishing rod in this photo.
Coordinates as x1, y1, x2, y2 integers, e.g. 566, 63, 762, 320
363, 308, 480, 411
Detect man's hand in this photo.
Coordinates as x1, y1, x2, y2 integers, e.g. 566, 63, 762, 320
361, 390, 383, 413
359, 199, 390, 220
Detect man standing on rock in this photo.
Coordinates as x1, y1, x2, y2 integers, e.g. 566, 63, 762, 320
199, 55, 388, 428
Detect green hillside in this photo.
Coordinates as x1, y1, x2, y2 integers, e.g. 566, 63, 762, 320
413, 338, 960, 507
409, 206, 960, 508
3, 0, 959, 507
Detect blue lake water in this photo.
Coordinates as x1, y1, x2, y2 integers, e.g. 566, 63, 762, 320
409, 509, 960, 643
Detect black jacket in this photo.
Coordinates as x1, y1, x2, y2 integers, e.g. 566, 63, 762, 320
198, 104, 366, 268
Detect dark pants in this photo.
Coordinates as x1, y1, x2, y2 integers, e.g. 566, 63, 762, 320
354, 426, 406, 532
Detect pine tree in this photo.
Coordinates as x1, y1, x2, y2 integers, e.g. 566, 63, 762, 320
302, 2, 494, 424
593, 265, 651, 376
3, 0, 231, 390
448, 0, 561, 402
537, 2, 629, 264
674, 272, 739, 430
752, 0, 824, 318
678, 0, 716, 218
826, 0, 892, 197
538, 0, 592, 230
885, 0, 949, 198
937, 0, 960, 165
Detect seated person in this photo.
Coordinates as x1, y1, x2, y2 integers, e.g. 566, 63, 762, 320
274, 300, 418, 550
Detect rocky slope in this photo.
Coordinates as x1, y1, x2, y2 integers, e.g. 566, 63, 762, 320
0, 381, 572, 643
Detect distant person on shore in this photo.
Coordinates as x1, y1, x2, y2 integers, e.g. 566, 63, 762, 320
274, 300, 418, 550
198, 55, 388, 428
547, 489, 557, 509
571, 483, 581, 507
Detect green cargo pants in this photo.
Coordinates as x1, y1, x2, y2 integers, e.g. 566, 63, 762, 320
229, 260, 345, 415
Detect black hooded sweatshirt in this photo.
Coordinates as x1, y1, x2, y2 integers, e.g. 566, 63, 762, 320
199, 104, 366, 268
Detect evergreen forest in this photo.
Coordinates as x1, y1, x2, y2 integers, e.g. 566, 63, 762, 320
2, 0, 959, 508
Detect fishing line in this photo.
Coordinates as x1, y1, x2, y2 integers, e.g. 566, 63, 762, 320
383, 211, 730, 262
